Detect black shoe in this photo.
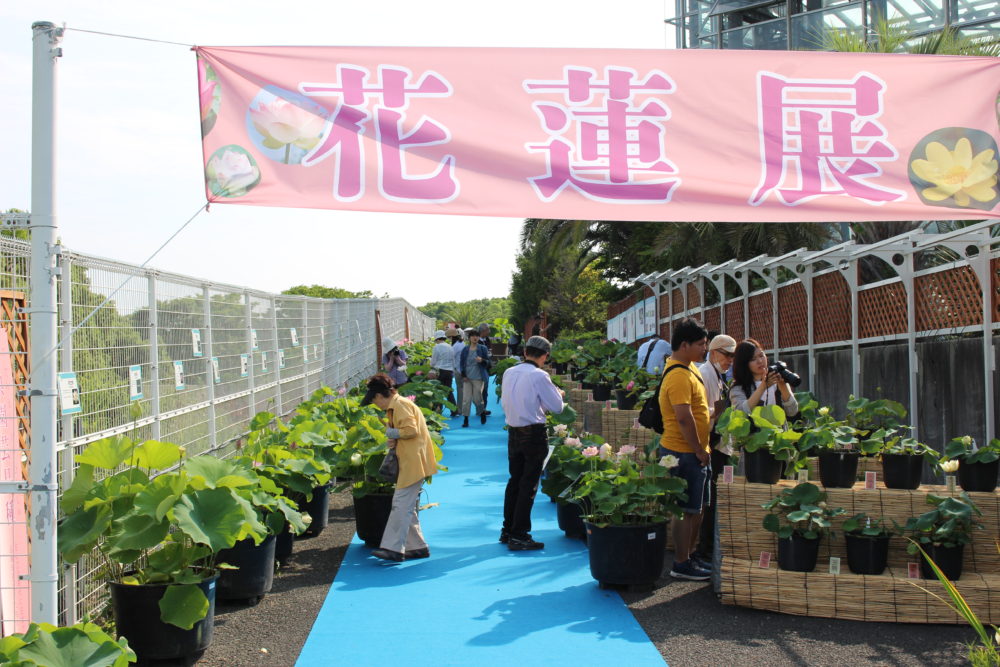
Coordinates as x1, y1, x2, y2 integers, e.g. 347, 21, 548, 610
508, 536, 544, 551
371, 548, 404, 562
484, 410, 492, 416
499, 531, 510, 544
404, 548, 430, 560
480, 413, 487, 424
462, 417, 469, 428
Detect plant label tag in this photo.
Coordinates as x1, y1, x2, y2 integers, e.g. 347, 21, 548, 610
907, 563, 920, 579
723, 466, 734, 484
758, 552, 771, 569
647, 532, 656, 540
797, 469, 808, 483
606, 400, 612, 409
588, 392, 593, 402
946, 475, 956, 493
828, 557, 841, 575
845, 439, 854, 450
865, 471, 877, 490
632, 418, 641, 429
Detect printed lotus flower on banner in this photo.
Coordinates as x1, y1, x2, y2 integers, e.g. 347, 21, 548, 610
198, 58, 221, 136
909, 128, 1000, 210
205, 145, 261, 198
247, 88, 327, 165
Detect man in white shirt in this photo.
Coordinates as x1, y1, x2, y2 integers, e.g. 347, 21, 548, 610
695, 333, 736, 563
637, 334, 672, 375
451, 330, 467, 420
499, 336, 565, 551
428, 330, 456, 416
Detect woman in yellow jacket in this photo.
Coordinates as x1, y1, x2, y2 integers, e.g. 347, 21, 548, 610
362, 373, 439, 562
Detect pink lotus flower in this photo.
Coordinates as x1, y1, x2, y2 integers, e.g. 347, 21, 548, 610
581, 446, 599, 458
564, 436, 582, 448
250, 97, 325, 152
337, 386, 347, 396
207, 149, 260, 195
414, 370, 423, 376
626, 380, 635, 391
406, 395, 416, 401
618, 445, 637, 457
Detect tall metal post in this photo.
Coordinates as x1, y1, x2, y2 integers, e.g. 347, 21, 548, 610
847, 259, 861, 399
57, 252, 76, 624
147, 274, 161, 441
28, 20, 63, 625
973, 233, 996, 443
270, 296, 283, 414
202, 286, 217, 452
244, 292, 256, 417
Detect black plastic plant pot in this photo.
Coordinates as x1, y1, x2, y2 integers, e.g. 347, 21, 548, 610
303, 484, 331, 537
777, 534, 821, 572
920, 543, 965, 581
353, 492, 394, 547
110, 574, 217, 662
845, 533, 891, 575
818, 450, 860, 488
585, 521, 667, 586
275, 522, 294, 565
957, 459, 999, 493
554, 362, 568, 375
591, 384, 612, 402
557, 502, 586, 540
217, 534, 276, 602
581, 381, 596, 391
881, 453, 924, 490
743, 448, 785, 485
614, 390, 638, 411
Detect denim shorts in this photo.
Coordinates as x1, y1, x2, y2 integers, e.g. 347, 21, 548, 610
660, 448, 710, 514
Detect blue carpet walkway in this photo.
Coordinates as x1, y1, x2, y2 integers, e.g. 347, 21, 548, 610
296, 381, 667, 666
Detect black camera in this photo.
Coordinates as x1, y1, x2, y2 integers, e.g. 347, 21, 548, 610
768, 361, 801, 387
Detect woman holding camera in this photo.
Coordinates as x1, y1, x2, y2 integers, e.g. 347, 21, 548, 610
381, 337, 409, 387
729, 338, 798, 417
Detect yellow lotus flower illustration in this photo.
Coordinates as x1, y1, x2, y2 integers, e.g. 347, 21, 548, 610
910, 137, 998, 207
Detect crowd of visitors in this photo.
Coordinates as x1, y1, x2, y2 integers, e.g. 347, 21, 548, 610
368, 318, 798, 578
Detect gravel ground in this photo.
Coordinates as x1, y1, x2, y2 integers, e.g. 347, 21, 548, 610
194, 492, 979, 666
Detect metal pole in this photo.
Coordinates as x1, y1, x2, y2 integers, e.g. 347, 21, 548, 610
974, 233, 996, 443
147, 273, 161, 441
202, 286, 217, 452
57, 252, 76, 624
904, 253, 919, 440
848, 260, 861, 399
271, 296, 283, 415
803, 268, 816, 394
28, 19, 63, 625
244, 291, 256, 418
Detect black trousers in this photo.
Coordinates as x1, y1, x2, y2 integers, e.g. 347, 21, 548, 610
502, 424, 548, 539
435, 369, 455, 412
698, 448, 731, 556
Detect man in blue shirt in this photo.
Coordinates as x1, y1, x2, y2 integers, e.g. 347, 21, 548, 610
499, 336, 565, 551
636, 333, 672, 375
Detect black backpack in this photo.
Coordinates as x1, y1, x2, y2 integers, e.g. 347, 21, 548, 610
637, 363, 704, 434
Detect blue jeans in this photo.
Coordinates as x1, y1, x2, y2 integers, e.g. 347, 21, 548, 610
660, 448, 710, 514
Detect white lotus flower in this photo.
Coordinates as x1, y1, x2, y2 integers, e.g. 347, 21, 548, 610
658, 454, 679, 469
350, 452, 363, 466
553, 424, 568, 436
940, 459, 960, 473
818, 407, 830, 417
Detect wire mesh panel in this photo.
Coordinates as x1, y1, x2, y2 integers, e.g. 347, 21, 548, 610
249, 295, 278, 416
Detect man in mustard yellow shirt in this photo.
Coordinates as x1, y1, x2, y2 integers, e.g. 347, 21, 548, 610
657, 318, 711, 581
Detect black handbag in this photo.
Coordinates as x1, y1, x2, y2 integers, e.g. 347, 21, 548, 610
378, 449, 399, 483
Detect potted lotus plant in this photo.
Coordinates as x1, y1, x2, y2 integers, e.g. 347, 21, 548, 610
537, 407, 585, 538
569, 444, 686, 587
842, 512, 900, 575
58, 435, 273, 663
794, 401, 864, 488
871, 434, 938, 490
549, 339, 577, 375
614, 365, 652, 411
762, 482, 845, 572
904, 492, 983, 580
717, 405, 807, 484
942, 435, 1000, 493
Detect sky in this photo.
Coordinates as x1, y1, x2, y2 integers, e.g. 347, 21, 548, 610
1, 2, 672, 306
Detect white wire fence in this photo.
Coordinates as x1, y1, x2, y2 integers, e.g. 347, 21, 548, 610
0, 235, 434, 630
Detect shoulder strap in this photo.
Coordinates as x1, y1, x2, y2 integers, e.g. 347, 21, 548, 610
663, 362, 705, 387
641, 340, 656, 370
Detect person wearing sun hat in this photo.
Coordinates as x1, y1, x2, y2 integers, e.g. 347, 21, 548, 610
381, 337, 409, 387
429, 330, 456, 415
695, 333, 737, 565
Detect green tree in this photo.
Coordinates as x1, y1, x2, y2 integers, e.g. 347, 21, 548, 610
282, 284, 375, 299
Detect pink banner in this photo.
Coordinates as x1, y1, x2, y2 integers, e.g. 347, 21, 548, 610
0, 330, 29, 636
196, 46, 1000, 222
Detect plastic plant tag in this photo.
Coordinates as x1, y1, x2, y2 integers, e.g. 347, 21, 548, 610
647, 532, 656, 540
829, 556, 841, 575
946, 475, 956, 493
758, 552, 771, 569
632, 418, 641, 429
865, 471, 877, 490
588, 392, 593, 401
723, 465, 734, 484
797, 469, 808, 483
907, 563, 920, 579
606, 400, 612, 409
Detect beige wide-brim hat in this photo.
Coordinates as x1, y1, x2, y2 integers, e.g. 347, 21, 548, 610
434, 330, 446, 340
708, 334, 737, 353
382, 337, 397, 351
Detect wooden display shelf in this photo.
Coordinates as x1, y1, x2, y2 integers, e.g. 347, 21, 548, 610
718, 479, 1000, 623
